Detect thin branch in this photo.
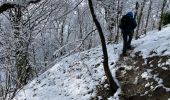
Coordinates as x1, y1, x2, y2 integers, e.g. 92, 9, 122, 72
53, 29, 97, 56
39, 29, 97, 73
56, 0, 84, 20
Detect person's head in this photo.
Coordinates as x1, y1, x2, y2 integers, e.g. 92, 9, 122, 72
126, 12, 133, 18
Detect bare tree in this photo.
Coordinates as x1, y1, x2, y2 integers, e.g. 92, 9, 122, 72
0, 0, 42, 99
134, 2, 139, 20
114, 0, 123, 43
144, 0, 152, 34
99, 0, 116, 42
135, 0, 147, 39
88, 0, 118, 94
158, 0, 167, 31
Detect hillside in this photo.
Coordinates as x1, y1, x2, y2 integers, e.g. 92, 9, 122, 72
13, 26, 170, 100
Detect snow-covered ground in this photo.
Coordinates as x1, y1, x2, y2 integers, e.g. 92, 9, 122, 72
13, 44, 122, 100
133, 25, 170, 58
13, 26, 170, 100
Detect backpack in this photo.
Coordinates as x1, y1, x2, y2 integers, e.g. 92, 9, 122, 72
119, 15, 135, 29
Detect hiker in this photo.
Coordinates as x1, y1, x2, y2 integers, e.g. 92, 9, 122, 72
119, 12, 137, 56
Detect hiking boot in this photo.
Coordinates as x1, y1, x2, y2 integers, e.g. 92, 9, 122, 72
121, 52, 128, 57
127, 46, 133, 50
123, 53, 128, 56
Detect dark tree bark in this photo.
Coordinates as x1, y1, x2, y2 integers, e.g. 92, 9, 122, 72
158, 0, 167, 31
29, 0, 41, 4
0, 3, 15, 13
135, 0, 147, 39
88, 0, 118, 94
134, 2, 139, 20
0, 1, 41, 99
144, 0, 152, 35
114, 0, 123, 43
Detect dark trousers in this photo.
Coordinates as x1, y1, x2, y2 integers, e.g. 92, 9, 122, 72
122, 30, 133, 54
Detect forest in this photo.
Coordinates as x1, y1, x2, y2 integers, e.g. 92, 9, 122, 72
0, 0, 170, 100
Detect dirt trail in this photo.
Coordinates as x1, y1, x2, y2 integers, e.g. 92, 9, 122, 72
116, 52, 170, 100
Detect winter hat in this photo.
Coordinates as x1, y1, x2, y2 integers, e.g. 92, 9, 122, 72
126, 12, 133, 17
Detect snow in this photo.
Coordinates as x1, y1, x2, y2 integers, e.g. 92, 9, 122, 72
162, 67, 168, 70
134, 26, 170, 58
13, 44, 121, 100
133, 76, 139, 84
141, 72, 151, 80
13, 26, 170, 100
145, 82, 150, 87
108, 88, 121, 100
141, 69, 152, 80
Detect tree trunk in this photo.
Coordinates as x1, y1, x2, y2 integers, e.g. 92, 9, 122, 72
115, 0, 123, 43
11, 6, 31, 90
135, 0, 146, 39
103, 0, 115, 42
88, 0, 118, 94
158, 0, 167, 31
134, 2, 139, 20
144, 0, 152, 35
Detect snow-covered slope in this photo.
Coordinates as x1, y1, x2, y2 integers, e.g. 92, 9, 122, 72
134, 25, 170, 58
13, 26, 170, 100
13, 44, 122, 100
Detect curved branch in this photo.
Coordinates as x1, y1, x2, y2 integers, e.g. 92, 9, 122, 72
28, 0, 41, 4
0, 3, 15, 13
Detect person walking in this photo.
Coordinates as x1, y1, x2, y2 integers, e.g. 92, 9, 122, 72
119, 12, 137, 56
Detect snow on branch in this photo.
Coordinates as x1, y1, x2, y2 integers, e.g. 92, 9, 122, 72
53, 29, 97, 56
0, 0, 41, 13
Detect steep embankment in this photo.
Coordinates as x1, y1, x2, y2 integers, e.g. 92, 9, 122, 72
14, 26, 170, 100
13, 44, 122, 100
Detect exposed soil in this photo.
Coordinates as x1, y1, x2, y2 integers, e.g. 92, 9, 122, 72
116, 52, 170, 100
